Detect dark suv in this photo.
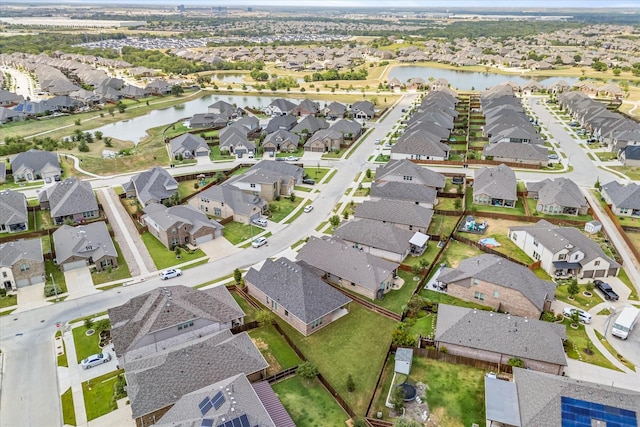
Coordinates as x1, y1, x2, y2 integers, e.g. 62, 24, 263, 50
594, 280, 619, 301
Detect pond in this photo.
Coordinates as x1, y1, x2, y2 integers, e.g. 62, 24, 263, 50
387, 65, 580, 91
91, 93, 284, 143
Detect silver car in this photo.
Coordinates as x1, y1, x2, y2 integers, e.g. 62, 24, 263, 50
81, 352, 111, 369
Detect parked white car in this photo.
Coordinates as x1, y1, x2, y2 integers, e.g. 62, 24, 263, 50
304, 205, 314, 213
160, 268, 182, 280
563, 307, 592, 324
252, 218, 268, 227
81, 352, 111, 369
252, 237, 268, 248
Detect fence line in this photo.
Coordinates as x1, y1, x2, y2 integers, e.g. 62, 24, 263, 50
265, 366, 298, 384
409, 346, 514, 374
323, 282, 401, 321
229, 320, 260, 334
599, 203, 640, 265
462, 209, 589, 226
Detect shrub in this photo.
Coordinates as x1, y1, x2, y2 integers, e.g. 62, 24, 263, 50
233, 268, 242, 285
346, 374, 355, 392
439, 345, 448, 353
84, 318, 94, 330
390, 386, 405, 413
507, 357, 525, 368
0, 288, 6, 298
567, 280, 580, 297
297, 361, 318, 381
44, 283, 63, 298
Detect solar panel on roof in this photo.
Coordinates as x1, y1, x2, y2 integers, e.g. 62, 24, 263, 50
198, 396, 212, 416
232, 417, 242, 427
239, 414, 250, 427
201, 419, 214, 427
225, 421, 233, 427
211, 391, 226, 410
561, 396, 638, 427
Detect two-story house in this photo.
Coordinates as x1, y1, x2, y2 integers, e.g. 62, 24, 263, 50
0, 238, 45, 290
190, 184, 266, 225
225, 160, 303, 201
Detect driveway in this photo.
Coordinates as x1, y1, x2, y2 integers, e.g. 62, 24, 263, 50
197, 237, 241, 261
64, 266, 97, 299
602, 306, 640, 368
15, 281, 47, 313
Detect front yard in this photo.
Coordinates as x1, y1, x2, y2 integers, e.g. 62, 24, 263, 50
222, 221, 264, 245
562, 319, 619, 371
72, 324, 102, 363
269, 197, 303, 223
83, 370, 126, 421
303, 167, 331, 182
90, 241, 132, 285
140, 232, 206, 269
276, 303, 396, 415
554, 280, 604, 312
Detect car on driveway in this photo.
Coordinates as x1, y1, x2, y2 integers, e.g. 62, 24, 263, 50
252, 237, 268, 248
252, 218, 268, 227
594, 280, 619, 300
548, 154, 559, 160
302, 178, 315, 185
160, 268, 182, 280
304, 205, 313, 213
563, 307, 592, 324
81, 352, 111, 369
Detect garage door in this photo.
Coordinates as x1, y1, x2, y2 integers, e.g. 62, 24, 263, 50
582, 270, 594, 279
62, 260, 88, 271
594, 270, 606, 278
15, 278, 30, 288
195, 234, 213, 245
196, 151, 208, 157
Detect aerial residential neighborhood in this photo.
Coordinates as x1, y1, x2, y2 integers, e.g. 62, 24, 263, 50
1, 2, 640, 427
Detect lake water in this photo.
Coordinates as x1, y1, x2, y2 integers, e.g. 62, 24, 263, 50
387, 65, 580, 91
92, 93, 283, 142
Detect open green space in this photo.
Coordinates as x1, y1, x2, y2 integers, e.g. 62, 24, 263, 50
563, 319, 619, 371
177, 178, 209, 199
140, 232, 206, 269
272, 376, 348, 427
83, 370, 126, 421
72, 324, 102, 363
248, 324, 302, 374
222, 221, 263, 245
276, 303, 396, 415
61, 387, 77, 426
269, 197, 302, 223
91, 241, 132, 285
427, 214, 461, 237
594, 152, 618, 162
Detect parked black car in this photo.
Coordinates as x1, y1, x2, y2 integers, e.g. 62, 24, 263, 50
302, 178, 315, 185
594, 280, 619, 301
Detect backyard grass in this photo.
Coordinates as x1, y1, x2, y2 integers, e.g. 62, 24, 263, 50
72, 324, 102, 363
0, 294, 17, 309
406, 312, 437, 339
303, 167, 331, 182
61, 387, 76, 426
594, 330, 636, 372
376, 269, 422, 314
222, 222, 263, 245
479, 232, 533, 265
438, 239, 484, 269
140, 232, 206, 269
563, 319, 619, 371
232, 293, 258, 323
248, 324, 302, 375
269, 197, 302, 223
276, 303, 396, 415
272, 376, 348, 427
402, 243, 442, 270
230, 166, 251, 176
554, 281, 604, 312
90, 241, 132, 285
427, 214, 461, 237
177, 178, 208, 199
83, 370, 126, 421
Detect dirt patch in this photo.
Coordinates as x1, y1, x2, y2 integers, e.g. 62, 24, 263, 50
251, 337, 282, 375
474, 216, 531, 236
427, 407, 463, 427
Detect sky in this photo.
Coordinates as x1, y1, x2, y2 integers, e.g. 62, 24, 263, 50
21, 0, 640, 7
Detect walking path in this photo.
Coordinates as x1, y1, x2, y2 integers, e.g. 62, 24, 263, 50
61, 327, 89, 426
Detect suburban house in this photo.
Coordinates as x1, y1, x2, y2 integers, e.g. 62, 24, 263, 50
245, 257, 351, 336
296, 236, 399, 300
190, 184, 266, 224
303, 128, 343, 152
325, 101, 347, 119
375, 159, 445, 190
207, 100, 243, 119
169, 133, 210, 160
218, 126, 256, 158
292, 99, 320, 116
436, 254, 556, 319
390, 128, 450, 161
473, 164, 517, 208
262, 129, 300, 154
620, 145, 640, 167
263, 115, 298, 134
370, 180, 438, 208
52, 221, 118, 272
354, 199, 434, 234
124, 329, 268, 427
509, 220, 620, 279
154, 374, 295, 427
434, 304, 567, 375
291, 115, 329, 135
485, 368, 640, 427
600, 181, 640, 219
142, 203, 223, 249
0, 189, 28, 233
482, 142, 549, 166
124, 167, 179, 206
10, 149, 61, 183
0, 238, 45, 290
526, 178, 588, 216
38, 177, 100, 225
328, 119, 363, 139
333, 218, 420, 263
225, 160, 303, 201
188, 113, 228, 129
350, 100, 375, 120
109, 284, 245, 362
263, 98, 297, 116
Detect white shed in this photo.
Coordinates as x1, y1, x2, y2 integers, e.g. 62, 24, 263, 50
584, 220, 602, 234
395, 347, 413, 375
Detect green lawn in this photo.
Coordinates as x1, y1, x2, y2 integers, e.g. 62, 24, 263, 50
222, 222, 263, 245
272, 376, 349, 427
406, 312, 437, 339
72, 325, 102, 363
0, 294, 17, 309
555, 281, 604, 311
91, 241, 132, 285
83, 371, 125, 421
140, 232, 206, 269
436, 197, 460, 211
210, 145, 236, 161
438, 240, 484, 269
248, 324, 302, 375
233, 293, 257, 322
231, 166, 251, 176
610, 166, 640, 181
594, 152, 618, 162
57, 331, 68, 367
45, 260, 67, 294
618, 268, 638, 301
303, 167, 331, 182
269, 197, 302, 223
177, 178, 207, 199
427, 214, 461, 237
402, 243, 441, 270
376, 269, 422, 314
563, 319, 619, 371
276, 303, 396, 415
480, 232, 533, 265
594, 330, 636, 372
61, 387, 76, 426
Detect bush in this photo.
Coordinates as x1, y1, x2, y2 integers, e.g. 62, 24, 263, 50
507, 357, 525, 368
93, 319, 110, 334
0, 288, 6, 298
84, 318, 94, 329
346, 374, 355, 392
297, 361, 318, 381
44, 283, 63, 298
540, 311, 555, 322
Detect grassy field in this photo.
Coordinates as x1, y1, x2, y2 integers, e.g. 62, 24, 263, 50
563, 319, 619, 371
222, 221, 263, 245
249, 324, 302, 376
140, 232, 206, 269
72, 325, 101, 363
272, 376, 349, 427
303, 167, 331, 182
377, 269, 422, 314
276, 303, 396, 416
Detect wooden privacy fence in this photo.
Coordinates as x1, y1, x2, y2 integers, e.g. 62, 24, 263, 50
463, 209, 589, 227
410, 346, 513, 374
229, 320, 259, 334
265, 366, 298, 384
601, 203, 640, 265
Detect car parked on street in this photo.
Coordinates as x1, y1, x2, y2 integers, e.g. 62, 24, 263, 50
594, 280, 619, 300
304, 205, 313, 213
160, 268, 182, 280
252, 237, 268, 248
285, 156, 299, 161
81, 352, 111, 369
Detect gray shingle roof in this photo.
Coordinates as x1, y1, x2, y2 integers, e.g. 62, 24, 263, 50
296, 236, 399, 293
291, 115, 328, 134
0, 189, 27, 227
244, 257, 351, 324
0, 238, 43, 268
391, 129, 449, 157
601, 181, 640, 210
526, 178, 587, 210
196, 185, 265, 217
328, 119, 362, 136
511, 368, 640, 427
170, 133, 209, 156
474, 164, 517, 201
435, 304, 566, 366
10, 149, 60, 177
333, 218, 415, 255
437, 254, 556, 311
263, 129, 299, 147
236, 160, 303, 184
375, 159, 445, 188
354, 199, 434, 229
125, 330, 268, 418
38, 177, 98, 219
154, 374, 282, 427
109, 284, 243, 357
483, 141, 548, 161
52, 221, 116, 265
142, 203, 222, 235
130, 167, 178, 205
370, 181, 437, 205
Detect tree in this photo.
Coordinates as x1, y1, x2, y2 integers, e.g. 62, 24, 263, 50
507, 357, 525, 368
233, 268, 242, 285
390, 385, 406, 413
289, 193, 296, 202
104, 137, 113, 148
365, 168, 372, 179
343, 210, 349, 220
93, 319, 111, 334
94, 131, 103, 140
214, 171, 225, 183
346, 374, 355, 392
567, 279, 580, 298
329, 215, 340, 228
256, 310, 274, 325
406, 294, 425, 318
78, 141, 89, 152
84, 318, 94, 330
391, 323, 417, 347
171, 84, 184, 96
297, 362, 318, 382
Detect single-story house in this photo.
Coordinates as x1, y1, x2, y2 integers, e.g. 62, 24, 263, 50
52, 221, 118, 272
0, 238, 45, 290
245, 257, 351, 336
369, 181, 438, 208
11, 149, 61, 183
142, 203, 223, 249
169, 133, 210, 160
0, 189, 28, 233
526, 178, 588, 216
483, 142, 549, 166
473, 164, 517, 208
124, 167, 179, 206
375, 159, 445, 190
38, 177, 100, 225
354, 199, 434, 234
263, 99, 297, 116
600, 181, 640, 219
351, 100, 375, 120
